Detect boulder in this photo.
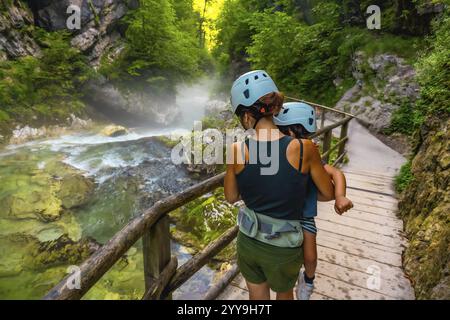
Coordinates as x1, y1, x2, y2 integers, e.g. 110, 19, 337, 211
101, 125, 128, 137
57, 174, 95, 209
5, 187, 62, 222
70, 27, 99, 52
336, 53, 420, 134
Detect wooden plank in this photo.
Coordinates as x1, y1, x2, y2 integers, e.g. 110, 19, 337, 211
317, 203, 403, 228
316, 233, 403, 267
350, 198, 398, 212
318, 229, 403, 255
310, 292, 335, 300
318, 205, 403, 230
316, 219, 405, 249
313, 273, 390, 300
345, 178, 395, 193
319, 203, 401, 225
316, 260, 414, 299
319, 196, 399, 216
343, 171, 395, 185
346, 179, 396, 195
342, 169, 397, 180
345, 173, 395, 185
345, 188, 398, 204
317, 246, 410, 286
316, 211, 404, 237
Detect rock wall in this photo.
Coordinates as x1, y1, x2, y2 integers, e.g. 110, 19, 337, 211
0, 1, 41, 60
335, 52, 420, 154
27, 0, 138, 67
398, 116, 450, 299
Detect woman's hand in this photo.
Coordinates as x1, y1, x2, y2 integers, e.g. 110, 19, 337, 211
334, 196, 353, 215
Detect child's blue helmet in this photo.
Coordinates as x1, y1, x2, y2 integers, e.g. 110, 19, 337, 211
230, 70, 279, 114
273, 102, 317, 133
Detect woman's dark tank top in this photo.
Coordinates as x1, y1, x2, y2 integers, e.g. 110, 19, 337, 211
236, 136, 308, 220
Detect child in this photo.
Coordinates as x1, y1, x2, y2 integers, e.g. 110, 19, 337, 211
274, 102, 354, 300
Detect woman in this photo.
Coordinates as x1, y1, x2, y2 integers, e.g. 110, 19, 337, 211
274, 102, 354, 300
224, 70, 335, 300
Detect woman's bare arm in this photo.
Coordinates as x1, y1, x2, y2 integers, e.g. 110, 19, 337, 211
324, 164, 346, 198
224, 143, 240, 203
305, 140, 335, 201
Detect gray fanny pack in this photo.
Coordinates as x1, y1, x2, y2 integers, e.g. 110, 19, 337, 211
237, 207, 304, 248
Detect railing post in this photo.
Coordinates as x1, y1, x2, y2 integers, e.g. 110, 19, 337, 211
321, 109, 326, 129
322, 129, 332, 164
142, 215, 171, 299
337, 120, 349, 163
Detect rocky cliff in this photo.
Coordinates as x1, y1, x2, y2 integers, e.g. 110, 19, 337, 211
398, 116, 450, 299
335, 52, 420, 154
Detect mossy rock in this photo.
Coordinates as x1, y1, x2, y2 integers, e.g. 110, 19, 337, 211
25, 234, 100, 271
100, 125, 128, 137
57, 174, 95, 209
1, 154, 95, 222
4, 185, 62, 222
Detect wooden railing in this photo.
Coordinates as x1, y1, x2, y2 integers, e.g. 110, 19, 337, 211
44, 115, 353, 300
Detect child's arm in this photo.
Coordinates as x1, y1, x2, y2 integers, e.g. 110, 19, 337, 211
318, 165, 353, 214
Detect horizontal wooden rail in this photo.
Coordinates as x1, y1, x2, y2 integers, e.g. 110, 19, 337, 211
204, 264, 240, 300
285, 96, 356, 119
311, 116, 352, 139
142, 256, 178, 300
321, 136, 348, 161
44, 173, 225, 300
333, 151, 348, 167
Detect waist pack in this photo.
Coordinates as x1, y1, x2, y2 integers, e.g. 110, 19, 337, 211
237, 207, 303, 248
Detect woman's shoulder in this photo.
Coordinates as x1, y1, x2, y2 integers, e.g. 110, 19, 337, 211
288, 138, 315, 151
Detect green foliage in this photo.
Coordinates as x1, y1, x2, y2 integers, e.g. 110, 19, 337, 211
385, 10, 450, 137
100, 0, 210, 93
0, 31, 92, 126
385, 101, 424, 135
213, 0, 432, 106
171, 187, 237, 245
395, 160, 413, 193
415, 12, 450, 117
246, 2, 350, 105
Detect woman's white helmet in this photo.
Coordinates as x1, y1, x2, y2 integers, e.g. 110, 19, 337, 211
273, 102, 317, 133
230, 70, 279, 114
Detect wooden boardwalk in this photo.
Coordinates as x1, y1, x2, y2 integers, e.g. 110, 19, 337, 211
218, 169, 415, 300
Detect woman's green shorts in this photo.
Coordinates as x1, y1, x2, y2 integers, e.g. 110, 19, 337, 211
236, 231, 304, 293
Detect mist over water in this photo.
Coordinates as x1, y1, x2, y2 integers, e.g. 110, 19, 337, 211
175, 78, 218, 130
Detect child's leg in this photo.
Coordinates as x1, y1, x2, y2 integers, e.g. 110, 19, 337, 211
303, 230, 318, 279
